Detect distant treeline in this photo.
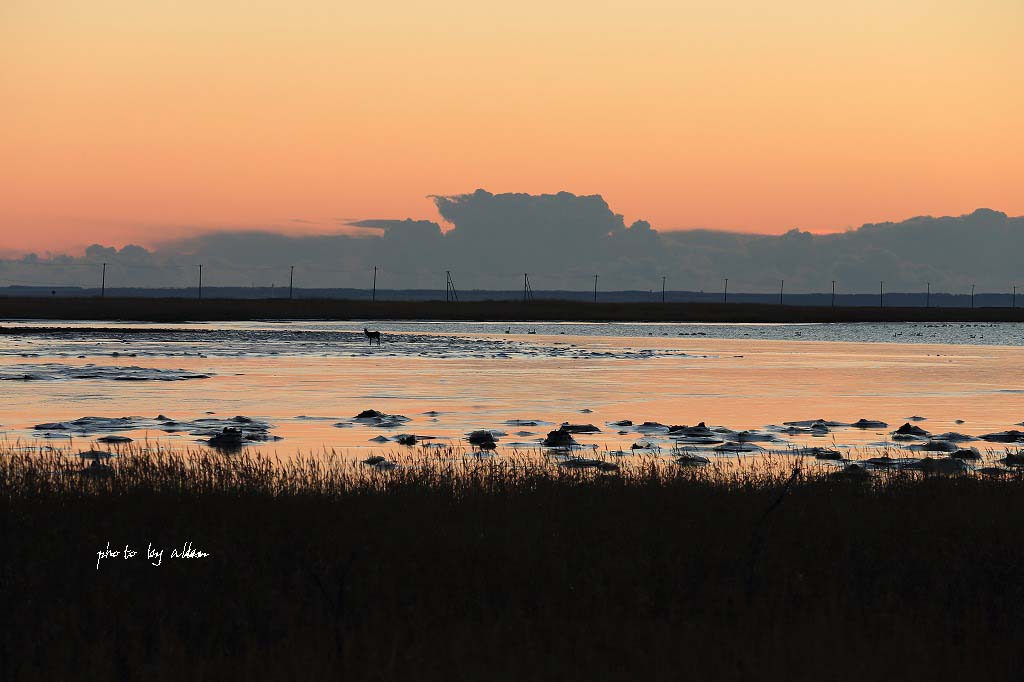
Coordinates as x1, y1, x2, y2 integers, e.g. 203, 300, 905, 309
0, 285, 1020, 308
3, 295, 1024, 323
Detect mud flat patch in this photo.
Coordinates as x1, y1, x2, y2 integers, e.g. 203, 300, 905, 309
0, 327, 715, 361
0, 363, 210, 382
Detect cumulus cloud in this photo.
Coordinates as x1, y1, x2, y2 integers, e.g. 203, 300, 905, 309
0, 194, 1020, 295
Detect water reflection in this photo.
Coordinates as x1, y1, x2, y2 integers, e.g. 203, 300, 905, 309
0, 323, 1021, 472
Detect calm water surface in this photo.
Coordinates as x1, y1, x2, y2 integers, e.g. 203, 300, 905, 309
1, 320, 1022, 465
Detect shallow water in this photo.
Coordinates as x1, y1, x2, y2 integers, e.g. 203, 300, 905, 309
4, 318, 1024, 347
0, 320, 1022, 468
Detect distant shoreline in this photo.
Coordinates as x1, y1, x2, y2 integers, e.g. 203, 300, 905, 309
2, 295, 1024, 323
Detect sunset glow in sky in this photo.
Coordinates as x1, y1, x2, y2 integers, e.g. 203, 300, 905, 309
2, 0, 1021, 253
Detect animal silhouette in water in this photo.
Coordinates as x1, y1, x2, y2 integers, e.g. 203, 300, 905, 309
363, 327, 382, 346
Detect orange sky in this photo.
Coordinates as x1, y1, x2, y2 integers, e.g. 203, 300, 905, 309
2, 0, 1021, 254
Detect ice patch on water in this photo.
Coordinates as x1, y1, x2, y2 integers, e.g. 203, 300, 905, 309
24, 414, 277, 446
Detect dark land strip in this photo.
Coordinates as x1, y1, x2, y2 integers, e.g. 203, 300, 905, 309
3, 295, 1024, 323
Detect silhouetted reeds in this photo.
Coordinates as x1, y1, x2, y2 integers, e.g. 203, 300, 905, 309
4, 445, 1024, 680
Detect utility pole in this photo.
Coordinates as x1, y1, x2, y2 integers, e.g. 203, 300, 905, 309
879, 281, 883, 309
372, 266, 377, 302
289, 265, 294, 300
101, 263, 107, 298
523, 273, 535, 303
926, 282, 930, 308
971, 283, 976, 309
723, 278, 728, 304
445, 271, 459, 302
593, 275, 598, 303
197, 264, 203, 300
831, 280, 836, 308
661, 276, 666, 304
779, 279, 784, 306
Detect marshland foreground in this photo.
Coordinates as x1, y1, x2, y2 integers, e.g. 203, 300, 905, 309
4, 449, 1024, 681
4, 321, 1024, 680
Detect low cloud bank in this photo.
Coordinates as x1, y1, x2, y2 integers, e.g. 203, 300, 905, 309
3, 191, 1020, 294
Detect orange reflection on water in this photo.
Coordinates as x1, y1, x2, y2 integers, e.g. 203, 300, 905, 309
0, 335, 1021, 463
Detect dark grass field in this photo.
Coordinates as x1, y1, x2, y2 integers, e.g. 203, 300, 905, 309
4, 450, 1024, 680
3, 295, 1024, 323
